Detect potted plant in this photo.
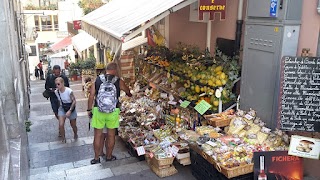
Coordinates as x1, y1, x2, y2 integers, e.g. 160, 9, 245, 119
69, 62, 81, 81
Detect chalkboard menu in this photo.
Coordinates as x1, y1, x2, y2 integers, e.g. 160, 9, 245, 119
278, 56, 320, 132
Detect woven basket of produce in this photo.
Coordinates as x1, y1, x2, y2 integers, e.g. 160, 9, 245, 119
151, 156, 175, 167
215, 163, 254, 179
150, 164, 177, 178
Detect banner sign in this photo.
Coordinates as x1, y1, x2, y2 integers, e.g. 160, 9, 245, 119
198, 0, 227, 21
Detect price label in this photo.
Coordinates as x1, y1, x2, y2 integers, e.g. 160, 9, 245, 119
171, 145, 180, 157
169, 94, 174, 101
180, 100, 190, 108
168, 101, 177, 105
160, 93, 168, 99
244, 114, 254, 120
149, 152, 154, 158
156, 105, 161, 113
136, 146, 146, 156
194, 100, 212, 115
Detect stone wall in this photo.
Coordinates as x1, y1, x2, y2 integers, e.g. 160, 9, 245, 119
0, 0, 30, 179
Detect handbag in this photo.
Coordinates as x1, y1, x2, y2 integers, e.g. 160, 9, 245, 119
42, 90, 50, 99
57, 91, 75, 112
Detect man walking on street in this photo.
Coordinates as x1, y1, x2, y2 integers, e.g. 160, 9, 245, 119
87, 62, 132, 164
45, 65, 70, 136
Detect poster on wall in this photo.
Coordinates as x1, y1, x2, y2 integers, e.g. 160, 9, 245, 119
253, 151, 303, 180
288, 135, 320, 160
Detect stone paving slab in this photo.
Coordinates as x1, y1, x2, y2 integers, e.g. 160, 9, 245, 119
65, 168, 113, 180
111, 162, 144, 176
30, 167, 48, 175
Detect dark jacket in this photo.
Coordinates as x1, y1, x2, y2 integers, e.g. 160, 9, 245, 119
45, 74, 70, 98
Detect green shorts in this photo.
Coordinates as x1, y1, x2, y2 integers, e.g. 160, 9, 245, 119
91, 107, 120, 129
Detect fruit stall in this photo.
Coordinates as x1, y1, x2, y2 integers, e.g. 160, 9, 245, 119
116, 44, 291, 179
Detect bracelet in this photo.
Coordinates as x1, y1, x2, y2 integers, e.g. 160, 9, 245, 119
87, 109, 92, 112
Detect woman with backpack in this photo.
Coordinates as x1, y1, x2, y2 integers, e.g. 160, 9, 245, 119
55, 77, 78, 143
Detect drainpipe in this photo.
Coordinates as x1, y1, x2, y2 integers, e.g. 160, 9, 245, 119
206, 21, 212, 52
318, 0, 320, 14
235, 0, 244, 55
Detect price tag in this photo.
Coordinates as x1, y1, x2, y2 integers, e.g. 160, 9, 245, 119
156, 105, 161, 113
194, 100, 212, 115
244, 114, 254, 120
169, 94, 174, 101
180, 100, 190, 108
215, 88, 222, 98
136, 146, 146, 156
160, 93, 168, 99
149, 152, 154, 158
129, 108, 136, 113
179, 99, 183, 104
206, 141, 217, 147
171, 145, 180, 157
168, 101, 177, 105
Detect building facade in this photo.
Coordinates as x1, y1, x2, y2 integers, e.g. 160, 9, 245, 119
23, 0, 83, 76
0, 0, 31, 179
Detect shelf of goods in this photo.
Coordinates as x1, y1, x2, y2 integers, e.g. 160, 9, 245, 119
137, 47, 240, 114
118, 82, 290, 179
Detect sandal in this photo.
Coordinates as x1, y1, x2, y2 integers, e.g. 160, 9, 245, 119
106, 155, 117, 161
90, 158, 100, 164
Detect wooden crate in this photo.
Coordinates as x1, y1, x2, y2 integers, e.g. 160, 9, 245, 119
207, 117, 231, 127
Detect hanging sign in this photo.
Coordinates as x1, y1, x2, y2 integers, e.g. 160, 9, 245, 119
194, 100, 212, 115
180, 100, 191, 108
198, 0, 227, 21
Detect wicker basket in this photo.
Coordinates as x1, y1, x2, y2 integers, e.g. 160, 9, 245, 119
215, 163, 254, 179
150, 164, 178, 178
207, 117, 231, 127
151, 156, 175, 167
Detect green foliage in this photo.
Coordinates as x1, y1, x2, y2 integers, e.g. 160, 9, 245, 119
25, 120, 32, 132
24, 4, 57, 10
78, 0, 104, 15
81, 56, 96, 70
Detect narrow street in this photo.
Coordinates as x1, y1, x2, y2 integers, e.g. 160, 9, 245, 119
28, 79, 195, 180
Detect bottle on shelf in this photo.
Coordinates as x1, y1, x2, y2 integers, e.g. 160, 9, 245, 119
258, 155, 267, 180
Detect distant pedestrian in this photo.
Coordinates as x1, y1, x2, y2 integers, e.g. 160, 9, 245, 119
45, 65, 70, 137
38, 60, 44, 80
55, 77, 78, 143
87, 62, 132, 164
34, 66, 39, 80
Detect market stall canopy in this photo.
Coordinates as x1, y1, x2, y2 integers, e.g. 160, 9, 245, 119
71, 31, 98, 53
50, 36, 72, 51
81, 0, 197, 54
50, 51, 70, 58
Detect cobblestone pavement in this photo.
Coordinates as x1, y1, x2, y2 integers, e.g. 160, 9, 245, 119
28, 79, 196, 180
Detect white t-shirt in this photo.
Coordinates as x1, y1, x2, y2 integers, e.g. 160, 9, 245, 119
55, 87, 73, 104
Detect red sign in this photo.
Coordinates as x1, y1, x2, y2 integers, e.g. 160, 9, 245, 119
198, 0, 227, 21
73, 20, 81, 30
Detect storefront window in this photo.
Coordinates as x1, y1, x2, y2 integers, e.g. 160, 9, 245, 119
53, 15, 59, 31
41, 15, 52, 31
29, 46, 37, 56
34, 15, 40, 31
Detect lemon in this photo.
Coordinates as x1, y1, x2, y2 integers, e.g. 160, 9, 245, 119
208, 80, 214, 86
221, 79, 227, 85
213, 100, 219, 107
220, 72, 226, 79
216, 80, 222, 87
214, 66, 223, 72
195, 85, 200, 93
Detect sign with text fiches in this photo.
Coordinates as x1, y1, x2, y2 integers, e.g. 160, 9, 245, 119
198, 0, 226, 21
254, 151, 303, 180
278, 56, 320, 132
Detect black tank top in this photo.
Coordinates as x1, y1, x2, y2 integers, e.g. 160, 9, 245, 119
94, 74, 120, 107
